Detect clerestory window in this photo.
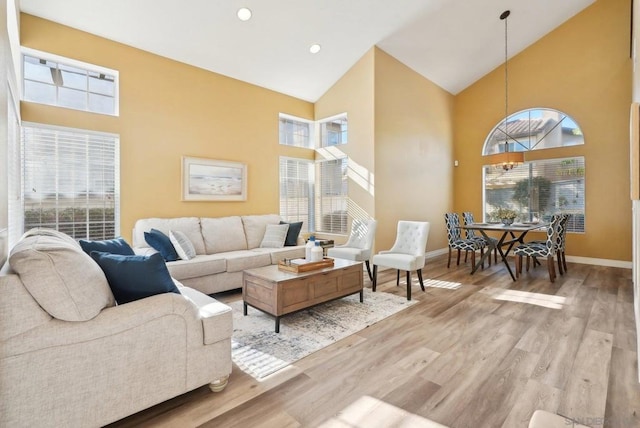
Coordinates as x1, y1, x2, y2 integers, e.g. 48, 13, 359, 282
22, 48, 119, 116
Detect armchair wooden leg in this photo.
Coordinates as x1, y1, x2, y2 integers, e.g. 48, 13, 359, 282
396, 270, 400, 286
372, 265, 378, 292
447, 247, 452, 268
406, 270, 411, 301
456, 249, 461, 266
471, 250, 476, 270
365, 260, 373, 281
526, 256, 530, 272
562, 252, 568, 273
417, 269, 425, 291
464, 251, 468, 262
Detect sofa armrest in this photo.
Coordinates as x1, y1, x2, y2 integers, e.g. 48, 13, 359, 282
1, 292, 204, 358
178, 286, 233, 344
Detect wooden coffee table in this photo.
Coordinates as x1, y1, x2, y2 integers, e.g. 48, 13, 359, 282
242, 259, 364, 333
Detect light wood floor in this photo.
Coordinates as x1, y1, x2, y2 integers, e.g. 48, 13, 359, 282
108, 254, 640, 428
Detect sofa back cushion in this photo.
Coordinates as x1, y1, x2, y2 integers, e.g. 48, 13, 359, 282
9, 233, 115, 321
132, 217, 206, 255
241, 214, 282, 249
201, 216, 247, 254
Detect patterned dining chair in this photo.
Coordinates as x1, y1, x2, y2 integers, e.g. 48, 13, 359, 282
444, 213, 485, 269
462, 211, 497, 265
514, 214, 562, 282
526, 213, 570, 275
556, 214, 570, 274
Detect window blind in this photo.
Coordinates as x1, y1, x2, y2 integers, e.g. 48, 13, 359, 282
21, 123, 120, 240
279, 157, 313, 232
316, 158, 348, 234
484, 157, 585, 232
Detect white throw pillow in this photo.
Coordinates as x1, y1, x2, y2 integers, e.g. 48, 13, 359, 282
260, 224, 289, 248
169, 230, 196, 260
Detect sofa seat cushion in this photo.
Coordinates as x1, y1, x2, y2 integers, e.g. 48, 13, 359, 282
9, 232, 115, 322
241, 214, 282, 249
133, 217, 206, 255
250, 246, 306, 265
201, 216, 248, 254
222, 251, 272, 273
166, 254, 227, 280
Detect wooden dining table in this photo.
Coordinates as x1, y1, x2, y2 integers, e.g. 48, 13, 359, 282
460, 222, 547, 281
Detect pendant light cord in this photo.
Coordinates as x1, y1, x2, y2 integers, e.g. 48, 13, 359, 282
502, 10, 510, 154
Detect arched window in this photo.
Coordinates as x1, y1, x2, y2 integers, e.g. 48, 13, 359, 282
483, 108, 585, 232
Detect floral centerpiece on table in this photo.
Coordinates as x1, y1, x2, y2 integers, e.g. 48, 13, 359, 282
494, 208, 517, 225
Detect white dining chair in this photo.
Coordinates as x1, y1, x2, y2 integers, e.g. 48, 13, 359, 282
371, 220, 430, 301
327, 219, 377, 280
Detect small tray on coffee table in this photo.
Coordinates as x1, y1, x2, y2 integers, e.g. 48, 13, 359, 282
278, 257, 334, 273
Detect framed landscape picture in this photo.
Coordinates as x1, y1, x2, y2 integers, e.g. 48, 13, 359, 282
182, 156, 247, 201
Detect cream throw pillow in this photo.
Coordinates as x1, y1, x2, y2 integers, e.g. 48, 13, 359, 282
169, 230, 196, 260
260, 224, 289, 248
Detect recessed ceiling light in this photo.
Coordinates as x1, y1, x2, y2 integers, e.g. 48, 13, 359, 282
237, 7, 252, 21
309, 44, 321, 54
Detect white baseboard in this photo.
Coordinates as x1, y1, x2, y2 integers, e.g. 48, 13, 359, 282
429, 247, 632, 269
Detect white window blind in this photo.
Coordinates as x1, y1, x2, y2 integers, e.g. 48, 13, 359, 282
279, 157, 313, 232
484, 157, 585, 232
21, 123, 120, 240
316, 158, 348, 234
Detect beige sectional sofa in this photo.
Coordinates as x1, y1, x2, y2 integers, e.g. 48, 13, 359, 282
0, 229, 233, 427
132, 214, 306, 295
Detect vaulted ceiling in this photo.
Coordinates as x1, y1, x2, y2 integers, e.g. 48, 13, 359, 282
20, 0, 596, 102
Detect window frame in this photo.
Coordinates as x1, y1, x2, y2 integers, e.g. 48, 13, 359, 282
315, 157, 348, 234
279, 113, 314, 148
279, 156, 314, 232
21, 122, 121, 240
482, 108, 585, 233
318, 112, 348, 148
21, 47, 119, 117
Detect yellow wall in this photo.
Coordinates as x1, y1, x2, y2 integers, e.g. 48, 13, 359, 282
315, 49, 376, 245
20, 14, 314, 242
374, 48, 454, 251
454, 0, 633, 261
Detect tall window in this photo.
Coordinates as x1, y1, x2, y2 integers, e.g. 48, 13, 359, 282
21, 123, 120, 240
279, 114, 313, 148
22, 48, 118, 116
279, 157, 313, 231
483, 108, 585, 232
316, 158, 348, 234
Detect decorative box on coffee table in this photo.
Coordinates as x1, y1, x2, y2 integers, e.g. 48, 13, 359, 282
243, 258, 364, 333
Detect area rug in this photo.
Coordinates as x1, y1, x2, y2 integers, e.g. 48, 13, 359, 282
230, 288, 417, 379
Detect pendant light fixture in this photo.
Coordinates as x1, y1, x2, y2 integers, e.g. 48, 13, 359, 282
486, 10, 524, 171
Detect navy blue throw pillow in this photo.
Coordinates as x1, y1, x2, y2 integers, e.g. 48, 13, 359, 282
144, 228, 179, 262
280, 221, 303, 246
79, 237, 135, 256
90, 251, 180, 304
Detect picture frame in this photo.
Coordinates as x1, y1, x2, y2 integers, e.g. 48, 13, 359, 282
181, 156, 247, 201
